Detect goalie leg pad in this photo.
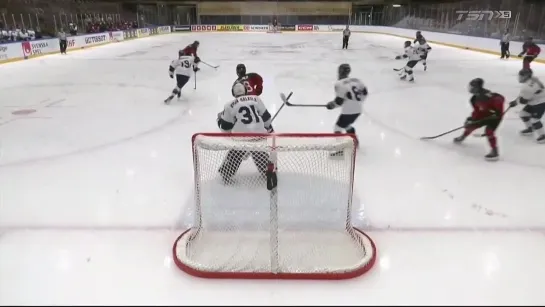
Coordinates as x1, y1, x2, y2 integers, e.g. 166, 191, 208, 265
250, 151, 270, 175
219, 150, 246, 180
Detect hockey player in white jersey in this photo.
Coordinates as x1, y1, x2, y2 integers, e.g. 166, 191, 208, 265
509, 68, 545, 143
395, 41, 422, 82
216, 82, 276, 185
326, 63, 368, 157
415, 37, 432, 71
164, 49, 200, 104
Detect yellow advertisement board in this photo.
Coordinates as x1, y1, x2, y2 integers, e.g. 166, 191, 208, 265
216, 24, 244, 31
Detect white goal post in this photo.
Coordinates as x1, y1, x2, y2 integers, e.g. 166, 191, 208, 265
172, 133, 376, 280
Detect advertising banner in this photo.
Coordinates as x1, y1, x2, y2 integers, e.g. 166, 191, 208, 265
297, 24, 313, 31
157, 26, 171, 34
0, 43, 22, 62
149, 27, 158, 35
173, 25, 191, 32
217, 25, 243, 31
191, 25, 216, 32
109, 31, 124, 42
137, 28, 150, 37
82, 33, 108, 47
21, 39, 58, 58
123, 29, 137, 40
244, 25, 269, 32
280, 24, 296, 31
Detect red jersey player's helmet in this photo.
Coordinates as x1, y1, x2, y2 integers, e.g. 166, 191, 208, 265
468, 78, 484, 94
236, 64, 246, 78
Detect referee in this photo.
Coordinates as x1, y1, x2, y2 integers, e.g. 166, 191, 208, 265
500, 28, 510, 59
342, 25, 351, 49
58, 28, 67, 54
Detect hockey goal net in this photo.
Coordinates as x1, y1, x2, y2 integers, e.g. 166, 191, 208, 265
267, 23, 281, 33
172, 133, 376, 279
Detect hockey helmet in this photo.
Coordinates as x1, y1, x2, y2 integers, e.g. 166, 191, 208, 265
338, 63, 351, 80
192, 40, 200, 47
178, 49, 184, 57
404, 40, 412, 48
236, 64, 246, 78
518, 68, 533, 83
232, 82, 247, 97
468, 78, 484, 94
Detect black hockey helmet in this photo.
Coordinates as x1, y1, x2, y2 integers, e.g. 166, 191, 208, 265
236, 63, 246, 78
416, 30, 422, 36
404, 40, 411, 48
192, 40, 200, 47
178, 49, 184, 57
338, 63, 351, 80
518, 68, 533, 83
468, 78, 484, 94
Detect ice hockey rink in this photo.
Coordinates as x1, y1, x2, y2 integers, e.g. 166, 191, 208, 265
1, 30, 545, 305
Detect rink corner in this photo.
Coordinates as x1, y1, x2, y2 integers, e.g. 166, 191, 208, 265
359, 30, 545, 64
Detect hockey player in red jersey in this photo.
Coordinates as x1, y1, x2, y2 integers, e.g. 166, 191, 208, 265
232, 63, 263, 96
453, 78, 505, 161
518, 37, 540, 69
181, 41, 199, 57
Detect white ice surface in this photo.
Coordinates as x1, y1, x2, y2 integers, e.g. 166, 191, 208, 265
1, 33, 545, 305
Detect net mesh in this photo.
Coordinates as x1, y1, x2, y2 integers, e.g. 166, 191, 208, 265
173, 133, 376, 279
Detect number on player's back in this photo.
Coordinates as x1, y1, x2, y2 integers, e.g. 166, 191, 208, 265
181, 59, 190, 68
345, 80, 367, 102
238, 105, 261, 124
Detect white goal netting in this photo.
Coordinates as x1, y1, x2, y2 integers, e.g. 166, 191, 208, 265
172, 133, 376, 279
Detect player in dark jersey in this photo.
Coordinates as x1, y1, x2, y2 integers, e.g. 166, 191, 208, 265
232, 63, 263, 97
518, 37, 541, 69
453, 78, 505, 161
181, 41, 199, 58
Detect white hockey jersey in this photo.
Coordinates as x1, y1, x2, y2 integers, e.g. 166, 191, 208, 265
517, 77, 545, 106
218, 95, 273, 133
169, 55, 197, 77
416, 41, 431, 55
333, 77, 368, 115
404, 46, 422, 61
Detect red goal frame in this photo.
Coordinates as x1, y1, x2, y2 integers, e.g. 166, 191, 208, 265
172, 133, 377, 280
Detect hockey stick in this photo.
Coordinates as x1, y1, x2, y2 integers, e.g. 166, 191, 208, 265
284, 98, 327, 108
194, 71, 197, 90
201, 61, 219, 69
393, 67, 404, 72
420, 106, 513, 140
272, 92, 292, 122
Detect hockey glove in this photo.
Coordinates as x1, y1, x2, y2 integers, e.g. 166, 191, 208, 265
193, 67, 200, 72
326, 101, 337, 110
464, 117, 476, 127
509, 100, 518, 108
266, 125, 274, 133
194, 56, 201, 63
